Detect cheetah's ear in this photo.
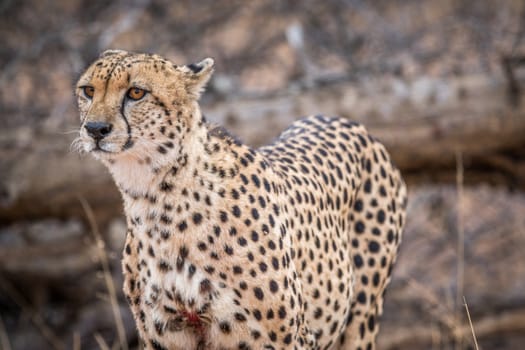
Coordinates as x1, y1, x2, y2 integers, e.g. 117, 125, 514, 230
180, 58, 215, 99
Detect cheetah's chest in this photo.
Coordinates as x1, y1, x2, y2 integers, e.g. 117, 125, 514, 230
123, 227, 255, 349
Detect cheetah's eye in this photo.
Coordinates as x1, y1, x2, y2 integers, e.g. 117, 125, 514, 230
127, 87, 147, 101
82, 86, 95, 99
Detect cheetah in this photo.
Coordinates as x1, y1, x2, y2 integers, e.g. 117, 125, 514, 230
74, 50, 407, 350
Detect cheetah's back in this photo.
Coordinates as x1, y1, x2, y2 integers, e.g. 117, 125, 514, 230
259, 115, 407, 349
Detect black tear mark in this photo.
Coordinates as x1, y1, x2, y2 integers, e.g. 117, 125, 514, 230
120, 96, 133, 150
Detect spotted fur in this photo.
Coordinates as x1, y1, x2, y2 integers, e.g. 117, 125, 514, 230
74, 50, 407, 350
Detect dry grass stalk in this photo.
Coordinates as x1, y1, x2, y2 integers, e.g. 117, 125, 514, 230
463, 297, 480, 350
0, 275, 65, 350
73, 332, 81, 350
78, 196, 129, 350
0, 314, 12, 350
455, 150, 465, 349
94, 333, 111, 350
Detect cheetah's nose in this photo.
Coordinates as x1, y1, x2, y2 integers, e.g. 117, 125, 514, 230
85, 121, 113, 140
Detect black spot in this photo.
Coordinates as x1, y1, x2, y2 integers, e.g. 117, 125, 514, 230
355, 221, 365, 234
232, 205, 242, 218
354, 200, 363, 212
263, 179, 271, 192
354, 255, 364, 268
364, 179, 372, 193
271, 257, 279, 270
330, 321, 339, 335
369, 240, 380, 253
377, 209, 386, 224
159, 214, 172, 224
251, 174, 260, 188
234, 312, 247, 322
219, 321, 231, 334
224, 244, 234, 255
160, 182, 173, 192
200, 279, 212, 293
278, 305, 286, 319
253, 309, 262, 320
269, 280, 279, 293
150, 339, 167, 350
368, 315, 375, 332
178, 220, 187, 232
269, 331, 277, 341
266, 309, 274, 319
188, 264, 196, 278
357, 291, 367, 304
238, 342, 251, 350
192, 212, 203, 225
387, 229, 394, 243
372, 272, 380, 287
238, 237, 247, 246
253, 287, 264, 300
158, 260, 170, 271
148, 246, 155, 257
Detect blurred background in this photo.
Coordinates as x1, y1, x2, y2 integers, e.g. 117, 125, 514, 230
1, 0, 525, 349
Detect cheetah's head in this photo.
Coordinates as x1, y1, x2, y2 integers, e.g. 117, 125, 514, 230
74, 49, 214, 170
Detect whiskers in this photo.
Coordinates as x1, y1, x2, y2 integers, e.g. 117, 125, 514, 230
70, 136, 88, 154
59, 129, 82, 135
69, 130, 178, 169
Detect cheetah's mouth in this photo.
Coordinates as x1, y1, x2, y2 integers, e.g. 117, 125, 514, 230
77, 133, 134, 154
78, 137, 121, 155
92, 144, 112, 153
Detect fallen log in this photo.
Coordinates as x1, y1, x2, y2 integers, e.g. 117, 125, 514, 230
1, 73, 524, 222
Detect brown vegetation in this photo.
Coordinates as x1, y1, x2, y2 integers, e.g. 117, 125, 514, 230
1, 1, 524, 349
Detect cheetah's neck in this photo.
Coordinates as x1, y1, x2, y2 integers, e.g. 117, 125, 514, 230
105, 107, 248, 225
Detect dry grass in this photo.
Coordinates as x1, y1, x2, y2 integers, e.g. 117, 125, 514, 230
94, 333, 111, 350
0, 275, 65, 350
389, 151, 479, 349
463, 297, 480, 350
79, 196, 129, 350
73, 332, 81, 350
